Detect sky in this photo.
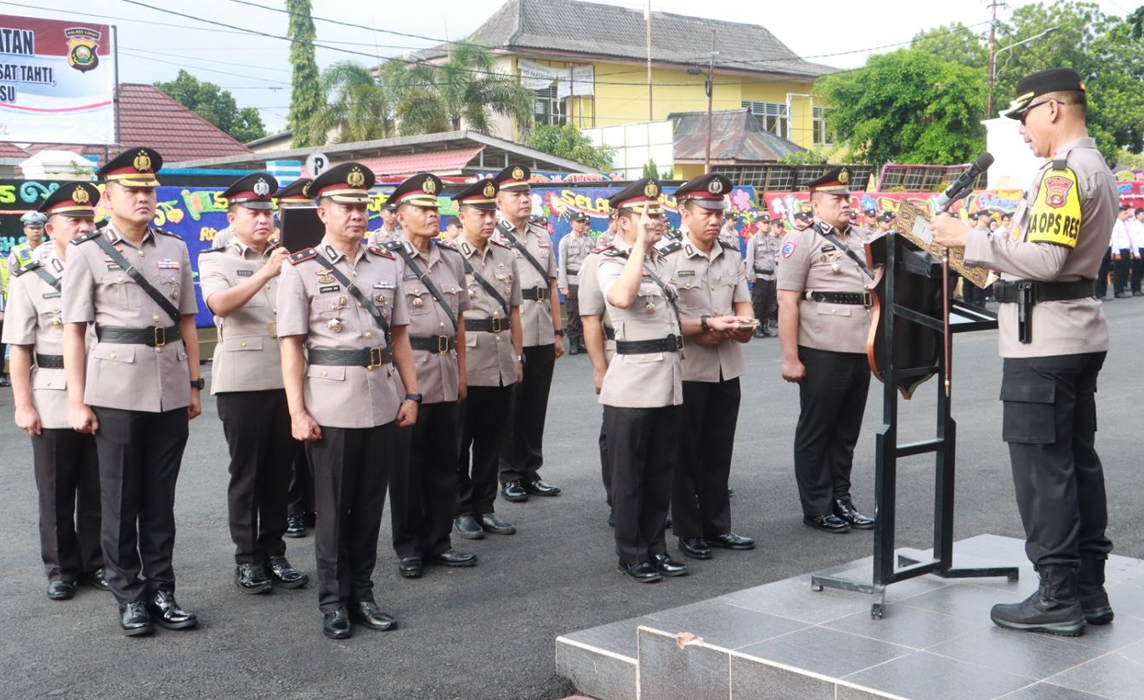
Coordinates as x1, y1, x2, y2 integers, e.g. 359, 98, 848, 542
16, 0, 1136, 134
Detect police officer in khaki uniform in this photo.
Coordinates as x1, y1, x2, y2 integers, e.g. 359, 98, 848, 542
933, 69, 1116, 636
559, 212, 594, 355
719, 210, 742, 250
453, 178, 524, 539
493, 165, 564, 502
776, 166, 875, 535
4, 183, 107, 601
199, 173, 309, 595
383, 173, 476, 578
368, 199, 402, 247
277, 162, 421, 639
578, 245, 618, 525
598, 178, 689, 583
746, 211, 780, 338
659, 174, 756, 561
62, 148, 202, 637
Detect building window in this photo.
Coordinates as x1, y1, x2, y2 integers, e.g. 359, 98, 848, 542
742, 101, 787, 137
534, 86, 566, 127
813, 107, 832, 146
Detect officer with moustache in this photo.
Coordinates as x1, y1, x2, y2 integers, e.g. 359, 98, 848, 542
62, 148, 202, 636
383, 172, 476, 578
4, 183, 107, 601
199, 173, 309, 595
277, 162, 421, 639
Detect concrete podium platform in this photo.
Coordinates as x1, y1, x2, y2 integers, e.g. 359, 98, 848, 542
555, 535, 1144, 700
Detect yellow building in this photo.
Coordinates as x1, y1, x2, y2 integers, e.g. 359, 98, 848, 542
414, 0, 837, 177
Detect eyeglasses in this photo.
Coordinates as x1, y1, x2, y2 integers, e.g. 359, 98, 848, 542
1018, 98, 1062, 125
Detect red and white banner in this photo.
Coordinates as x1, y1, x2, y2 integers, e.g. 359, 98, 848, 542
0, 14, 116, 145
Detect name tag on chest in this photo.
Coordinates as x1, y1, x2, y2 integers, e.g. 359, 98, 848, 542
678, 270, 696, 277
319, 284, 341, 294
42, 291, 61, 299
237, 269, 254, 277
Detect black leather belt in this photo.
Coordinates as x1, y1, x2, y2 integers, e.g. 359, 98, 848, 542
615, 334, 683, 355
409, 335, 455, 354
521, 286, 548, 301
97, 325, 182, 347
35, 353, 64, 369
754, 268, 774, 274
604, 326, 615, 341
464, 317, 509, 333
809, 291, 872, 307
308, 346, 393, 368
566, 267, 580, 275
994, 280, 1095, 304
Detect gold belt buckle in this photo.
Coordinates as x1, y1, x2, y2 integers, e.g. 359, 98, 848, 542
268, 321, 277, 339
367, 346, 383, 371
673, 334, 683, 351
535, 286, 546, 302
862, 291, 873, 308
491, 317, 504, 333
438, 335, 450, 355
153, 326, 166, 348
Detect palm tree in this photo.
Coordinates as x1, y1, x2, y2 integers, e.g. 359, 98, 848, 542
308, 60, 397, 145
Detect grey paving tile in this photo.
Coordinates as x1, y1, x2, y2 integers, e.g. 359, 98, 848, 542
824, 602, 993, 650
1048, 653, 1144, 700
556, 639, 637, 700
729, 655, 834, 700
644, 599, 805, 650
1102, 583, 1144, 621
928, 625, 1106, 680
995, 682, 1114, 700
638, 627, 729, 700
898, 582, 1019, 619
843, 651, 1033, 700
558, 615, 654, 659
1066, 612, 1144, 652
720, 576, 870, 625
736, 626, 913, 678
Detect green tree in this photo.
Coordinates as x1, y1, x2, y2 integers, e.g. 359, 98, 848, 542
311, 61, 397, 143
287, 0, 324, 147
525, 125, 614, 170
642, 159, 659, 178
816, 48, 987, 166
155, 70, 266, 143
910, 23, 989, 68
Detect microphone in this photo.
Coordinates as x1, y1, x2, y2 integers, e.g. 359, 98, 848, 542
934, 152, 994, 212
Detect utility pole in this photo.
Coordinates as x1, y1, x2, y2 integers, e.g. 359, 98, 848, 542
985, 0, 1004, 118
704, 30, 717, 174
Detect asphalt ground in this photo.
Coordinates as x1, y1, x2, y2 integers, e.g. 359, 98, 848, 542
2, 300, 1142, 700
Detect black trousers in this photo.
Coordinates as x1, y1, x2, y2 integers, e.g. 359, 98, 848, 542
499, 344, 555, 484
793, 347, 870, 518
307, 422, 395, 613
1001, 353, 1112, 568
1096, 249, 1111, 298
1132, 248, 1144, 293
600, 416, 612, 508
751, 277, 777, 324
604, 404, 680, 566
673, 379, 740, 538
217, 390, 293, 564
391, 401, 460, 558
287, 441, 314, 519
32, 428, 102, 582
565, 284, 582, 341
92, 407, 189, 605
1113, 249, 1131, 294
458, 385, 512, 516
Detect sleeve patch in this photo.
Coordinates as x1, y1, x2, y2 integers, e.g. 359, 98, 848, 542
780, 241, 797, 258
1026, 168, 1081, 248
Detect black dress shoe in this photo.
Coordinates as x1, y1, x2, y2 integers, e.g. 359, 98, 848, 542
1115, 292, 1130, 298
266, 554, 309, 589
568, 343, 579, 355
651, 553, 689, 577
678, 537, 712, 560
46, 580, 76, 600
119, 601, 154, 637
803, 514, 851, 533
478, 513, 516, 535
235, 563, 273, 594
500, 480, 529, 502
617, 561, 662, 583
453, 515, 485, 540
0, 375, 10, 387
80, 568, 110, 591
284, 515, 307, 538
349, 600, 397, 631
147, 589, 198, 630
399, 557, 423, 578
323, 606, 352, 639
707, 532, 756, 550
522, 479, 561, 496
430, 549, 477, 567
833, 498, 875, 530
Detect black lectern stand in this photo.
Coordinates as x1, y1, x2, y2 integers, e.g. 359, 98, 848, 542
810, 227, 1019, 618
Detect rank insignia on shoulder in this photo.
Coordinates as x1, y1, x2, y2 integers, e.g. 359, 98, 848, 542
71, 231, 101, 246
432, 238, 456, 250
491, 240, 514, 250
155, 227, 182, 239
657, 241, 683, 256
289, 247, 317, 265
382, 240, 401, 250
718, 239, 739, 251
11, 260, 39, 276
368, 245, 394, 259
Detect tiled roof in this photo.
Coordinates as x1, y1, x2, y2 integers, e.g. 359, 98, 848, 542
414, 0, 834, 79
22, 83, 251, 164
671, 109, 805, 163
0, 142, 28, 159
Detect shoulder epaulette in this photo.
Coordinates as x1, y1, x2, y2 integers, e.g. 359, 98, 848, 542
491, 240, 514, 250
198, 247, 223, 256
368, 244, 395, 259
588, 246, 607, 254
11, 260, 40, 277
155, 227, 182, 239
71, 231, 100, 246
433, 238, 458, 251
289, 247, 317, 265
1051, 154, 1069, 170
658, 241, 683, 256
601, 245, 629, 259
718, 239, 740, 251
382, 240, 402, 251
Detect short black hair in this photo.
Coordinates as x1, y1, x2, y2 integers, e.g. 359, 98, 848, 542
445, 216, 460, 228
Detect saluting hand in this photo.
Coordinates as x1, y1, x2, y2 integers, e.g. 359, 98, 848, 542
261, 247, 289, 279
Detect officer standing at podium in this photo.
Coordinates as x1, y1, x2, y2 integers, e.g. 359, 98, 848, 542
933, 68, 1117, 637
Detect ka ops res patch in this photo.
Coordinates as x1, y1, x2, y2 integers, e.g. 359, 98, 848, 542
1025, 167, 1081, 248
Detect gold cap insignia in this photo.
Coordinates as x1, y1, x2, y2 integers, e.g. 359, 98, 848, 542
301, 182, 311, 197
708, 179, 724, 195
423, 177, 437, 194
483, 182, 496, 198
512, 166, 525, 181
253, 178, 270, 197
347, 167, 366, 188
72, 185, 91, 204
644, 181, 659, 198
839, 168, 849, 185
133, 150, 152, 172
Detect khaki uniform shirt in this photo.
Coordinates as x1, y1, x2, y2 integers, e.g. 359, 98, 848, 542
597, 239, 683, 408
558, 233, 594, 288
776, 221, 872, 355
662, 238, 750, 382
576, 251, 616, 362
62, 223, 198, 412
458, 237, 522, 388
2, 248, 70, 428
495, 218, 555, 347
368, 225, 402, 248
198, 238, 283, 394
276, 237, 408, 429
392, 237, 469, 404
964, 137, 1116, 358
745, 233, 781, 282
718, 225, 742, 251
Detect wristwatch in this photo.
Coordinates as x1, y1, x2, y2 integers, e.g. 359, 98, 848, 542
515, 354, 525, 363
190, 378, 205, 390
700, 315, 711, 333
554, 329, 566, 337
404, 393, 423, 404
